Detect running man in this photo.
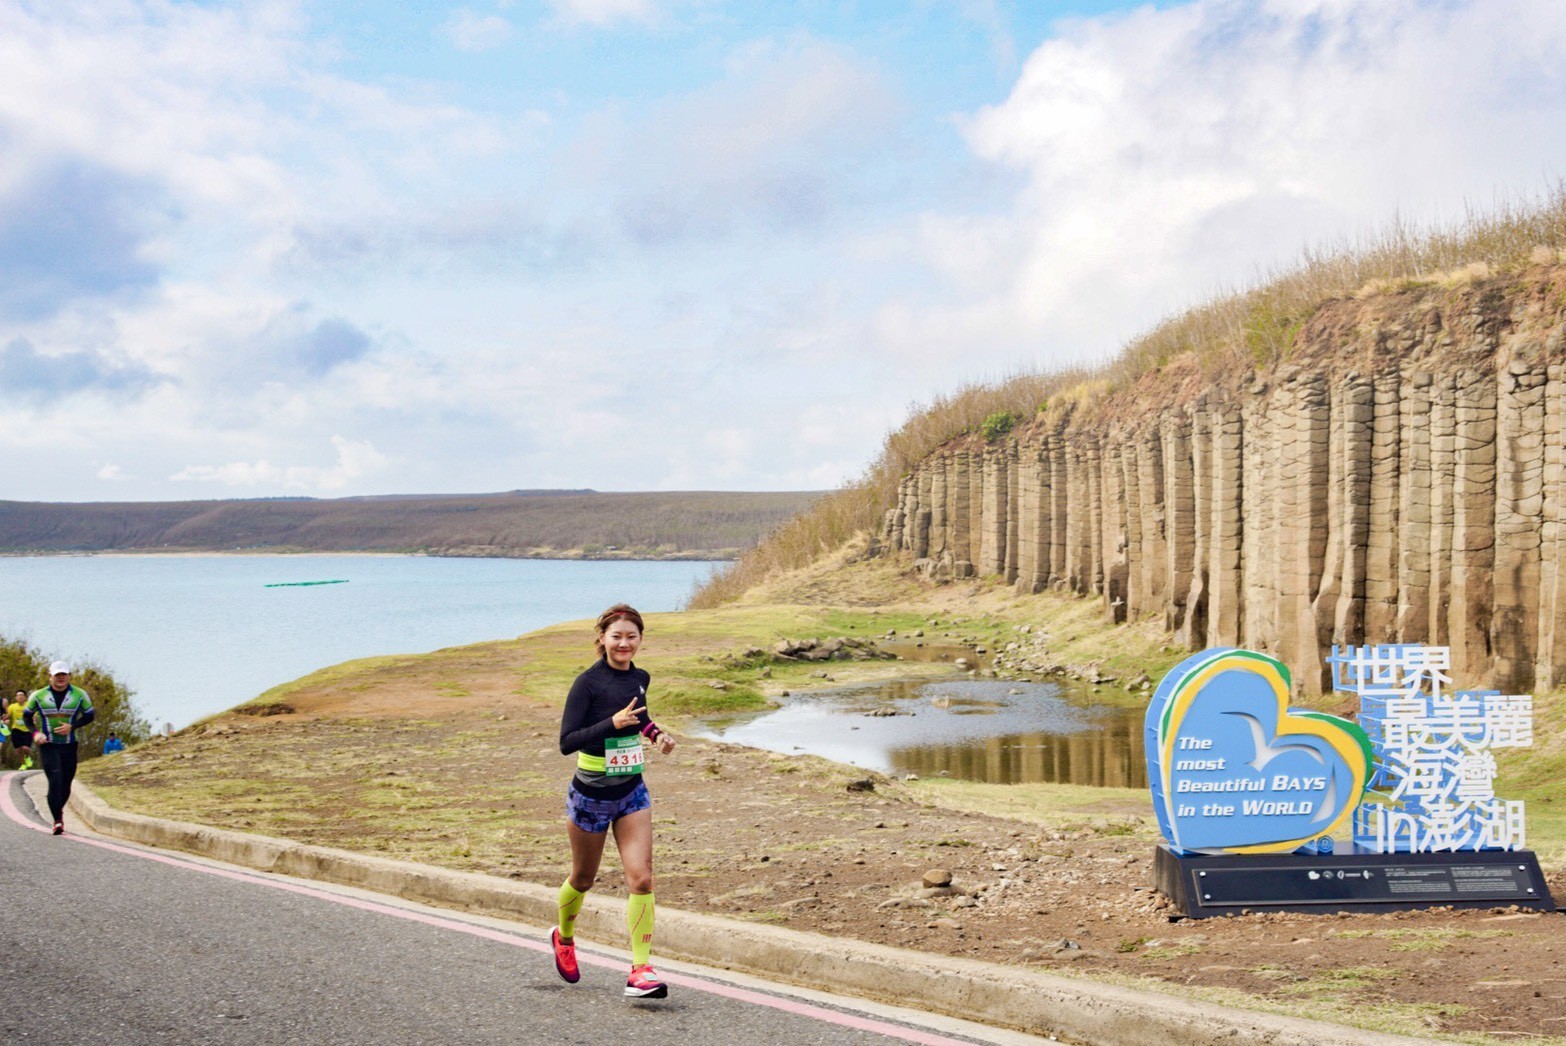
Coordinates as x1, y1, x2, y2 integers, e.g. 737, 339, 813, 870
7, 690, 32, 770
24, 661, 95, 834
553, 604, 677, 999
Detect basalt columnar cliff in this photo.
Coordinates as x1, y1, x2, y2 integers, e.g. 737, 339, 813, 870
878, 264, 1566, 696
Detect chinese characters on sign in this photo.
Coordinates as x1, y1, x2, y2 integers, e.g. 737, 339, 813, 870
1327, 644, 1533, 853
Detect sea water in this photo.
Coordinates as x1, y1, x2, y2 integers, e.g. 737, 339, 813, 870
0, 555, 719, 730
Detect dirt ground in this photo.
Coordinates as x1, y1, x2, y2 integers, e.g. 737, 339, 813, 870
85, 667, 1566, 1044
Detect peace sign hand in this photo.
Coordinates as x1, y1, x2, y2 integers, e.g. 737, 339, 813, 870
611, 697, 645, 729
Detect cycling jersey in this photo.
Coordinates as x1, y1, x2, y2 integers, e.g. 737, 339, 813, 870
24, 685, 95, 746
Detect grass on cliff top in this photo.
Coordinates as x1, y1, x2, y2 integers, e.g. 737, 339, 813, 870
692, 185, 1566, 609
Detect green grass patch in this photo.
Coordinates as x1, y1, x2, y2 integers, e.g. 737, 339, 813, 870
1492, 686, 1566, 866
1305, 965, 1399, 987
818, 608, 948, 635
653, 681, 769, 716
1328, 927, 1515, 952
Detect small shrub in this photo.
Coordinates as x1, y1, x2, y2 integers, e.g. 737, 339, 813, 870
0, 635, 151, 762
980, 411, 1017, 442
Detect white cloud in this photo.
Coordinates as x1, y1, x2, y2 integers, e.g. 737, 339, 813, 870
6, 1, 1566, 505
0, 0, 511, 296
171, 436, 390, 492
929, 0, 1566, 367
444, 10, 513, 52
558, 36, 899, 245
545, 0, 660, 29
0, 1, 300, 215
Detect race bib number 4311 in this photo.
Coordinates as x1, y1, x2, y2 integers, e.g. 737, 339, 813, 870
604, 735, 644, 775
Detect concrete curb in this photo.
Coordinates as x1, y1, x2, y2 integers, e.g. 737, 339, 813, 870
61, 780, 1429, 1046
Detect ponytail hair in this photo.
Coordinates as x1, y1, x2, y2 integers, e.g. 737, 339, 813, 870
594, 603, 644, 655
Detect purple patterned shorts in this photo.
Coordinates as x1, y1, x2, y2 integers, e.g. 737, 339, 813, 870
566, 779, 650, 833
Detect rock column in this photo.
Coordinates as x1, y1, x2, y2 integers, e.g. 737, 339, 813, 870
1493, 356, 1545, 691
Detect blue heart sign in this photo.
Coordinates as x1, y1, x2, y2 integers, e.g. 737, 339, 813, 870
1145, 648, 1372, 855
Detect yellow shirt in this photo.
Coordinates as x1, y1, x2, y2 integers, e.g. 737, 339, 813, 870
6, 701, 23, 730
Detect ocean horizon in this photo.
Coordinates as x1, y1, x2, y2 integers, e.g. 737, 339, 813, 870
1, 554, 720, 731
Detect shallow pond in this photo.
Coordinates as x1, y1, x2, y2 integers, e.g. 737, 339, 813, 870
691, 677, 1147, 788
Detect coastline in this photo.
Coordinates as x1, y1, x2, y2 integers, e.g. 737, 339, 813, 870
0, 548, 735, 562
0, 555, 722, 731
1, 550, 415, 558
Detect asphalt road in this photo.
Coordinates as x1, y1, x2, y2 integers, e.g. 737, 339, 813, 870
1, 772, 1038, 1046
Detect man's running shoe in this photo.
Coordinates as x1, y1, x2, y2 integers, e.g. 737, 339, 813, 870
51, 822, 63, 835
624, 964, 667, 999
550, 928, 580, 983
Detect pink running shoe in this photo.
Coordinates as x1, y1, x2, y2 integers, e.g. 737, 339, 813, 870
550, 928, 580, 983
624, 964, 667, 999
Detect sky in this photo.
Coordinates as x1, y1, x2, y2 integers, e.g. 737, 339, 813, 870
3, 0, 1565, 503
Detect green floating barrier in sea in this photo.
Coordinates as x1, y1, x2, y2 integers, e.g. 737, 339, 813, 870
264, 579, 350, 588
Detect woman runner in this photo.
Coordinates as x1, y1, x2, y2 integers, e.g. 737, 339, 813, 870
552, 604, 676, 998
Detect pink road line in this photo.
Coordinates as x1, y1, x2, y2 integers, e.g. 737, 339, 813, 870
0, 774, 978, 1046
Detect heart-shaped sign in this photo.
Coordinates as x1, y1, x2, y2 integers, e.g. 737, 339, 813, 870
1145, 648, 1372, 854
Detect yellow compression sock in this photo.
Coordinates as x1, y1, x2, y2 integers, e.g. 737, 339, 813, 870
627, 892, 655, 966
557, 881, 586, 939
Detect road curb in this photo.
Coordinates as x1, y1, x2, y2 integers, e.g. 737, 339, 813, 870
64, 780, 1428, 1045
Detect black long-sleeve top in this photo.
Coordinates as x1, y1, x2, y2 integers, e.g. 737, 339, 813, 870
560, 657, 654, 800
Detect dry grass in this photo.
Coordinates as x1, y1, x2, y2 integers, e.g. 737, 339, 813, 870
693, 184, 1566, 607
1108, 191, 1566, 384
689, 372, 1078, 607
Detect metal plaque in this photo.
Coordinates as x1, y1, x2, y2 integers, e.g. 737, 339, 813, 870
1154, 845, 1556, 918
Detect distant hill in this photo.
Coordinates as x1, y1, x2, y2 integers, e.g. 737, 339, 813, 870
0, 490, 825, 560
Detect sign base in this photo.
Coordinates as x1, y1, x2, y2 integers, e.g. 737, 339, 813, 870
1154, 844, 1557, 919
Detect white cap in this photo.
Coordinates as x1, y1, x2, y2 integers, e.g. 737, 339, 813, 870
49, 660, 70, 675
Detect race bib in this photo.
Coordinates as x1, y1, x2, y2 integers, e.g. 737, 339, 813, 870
604, 735, 644, 776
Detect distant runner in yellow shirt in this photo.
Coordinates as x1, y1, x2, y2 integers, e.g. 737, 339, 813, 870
7, 690, 32, 771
